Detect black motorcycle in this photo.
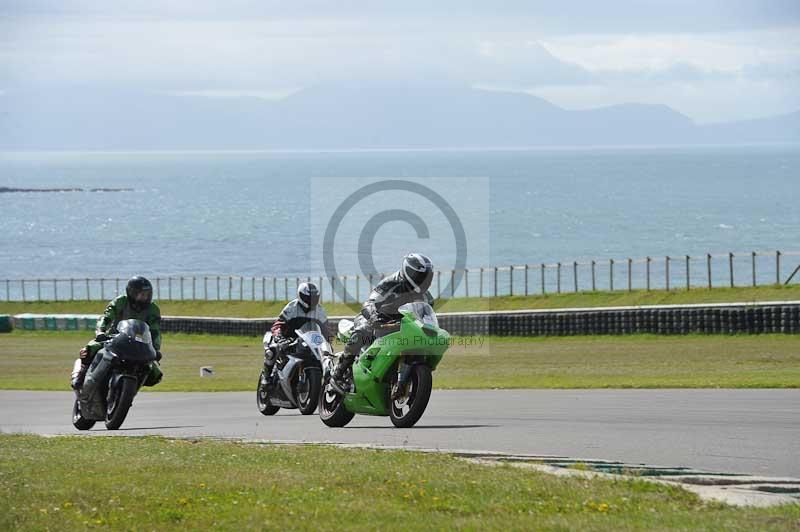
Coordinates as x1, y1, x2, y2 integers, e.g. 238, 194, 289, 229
256, 324, 329, 416
72, 319, 161, 430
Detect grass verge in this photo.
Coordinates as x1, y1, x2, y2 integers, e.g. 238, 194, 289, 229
0, 284, 799, 318
0, 435, 797, 531
0, 330, 797, 391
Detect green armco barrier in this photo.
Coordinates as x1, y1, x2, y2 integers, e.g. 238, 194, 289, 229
0, 315, 12, 333
11, 314, 99, 332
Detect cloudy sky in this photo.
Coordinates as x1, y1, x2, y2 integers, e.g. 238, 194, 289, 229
2, 0, 799, 123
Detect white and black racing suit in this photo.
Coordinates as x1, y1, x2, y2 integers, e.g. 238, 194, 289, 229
336, 271, 435, 377
266, 300, 330, 370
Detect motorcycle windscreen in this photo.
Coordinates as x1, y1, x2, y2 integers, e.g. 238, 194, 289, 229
296, 320, 323, 335
296, 326, 331, 356
110, 319, 157, 362
398, 302, 438, 327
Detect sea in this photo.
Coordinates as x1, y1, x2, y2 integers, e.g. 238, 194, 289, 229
1, 145, 798, 298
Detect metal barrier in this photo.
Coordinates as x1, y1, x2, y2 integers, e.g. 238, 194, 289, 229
2, 250, 799, 303
11, 301, 799, 337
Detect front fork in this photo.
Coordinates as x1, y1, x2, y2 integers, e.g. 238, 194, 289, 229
392, 360, 414, 400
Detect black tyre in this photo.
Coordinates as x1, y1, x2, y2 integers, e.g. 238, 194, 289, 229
256, 371, 280, 416
105, 377, 137, 430
72, 395, 95, 431
297, 367, 322, 415
389, 364, 432, 428
319, 374, 354, 427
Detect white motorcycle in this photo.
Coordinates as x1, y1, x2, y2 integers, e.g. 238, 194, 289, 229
256, 322, 331, 415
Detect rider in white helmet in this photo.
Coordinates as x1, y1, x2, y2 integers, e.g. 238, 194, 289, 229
330, 253, 435, 393
264, 282, 329, 375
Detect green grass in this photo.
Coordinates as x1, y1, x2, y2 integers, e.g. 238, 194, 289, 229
1, 284, 799, 318
0, 435, 797, 531
1, 330, 798, 391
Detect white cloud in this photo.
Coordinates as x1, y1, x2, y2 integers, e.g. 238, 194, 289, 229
541, 30, 800, 73
1, 7, 799, 122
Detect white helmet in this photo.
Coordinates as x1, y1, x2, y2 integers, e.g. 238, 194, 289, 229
297, 282, 320, 311
399, 253, 434, 293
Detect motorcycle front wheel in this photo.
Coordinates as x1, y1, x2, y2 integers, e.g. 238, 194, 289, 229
256, 371, 280, 416
105, 377, 137, 430
72, 393, 95, 431
319, 374, 354, 427
389, 364, 432, 428
296, 367, 322, 415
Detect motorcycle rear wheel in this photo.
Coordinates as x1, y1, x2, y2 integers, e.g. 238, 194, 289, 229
105, 377, 137, 430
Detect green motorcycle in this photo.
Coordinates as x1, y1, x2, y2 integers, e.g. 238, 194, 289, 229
319, 302, 449, 428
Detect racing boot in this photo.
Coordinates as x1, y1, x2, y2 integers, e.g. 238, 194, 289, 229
329, 353, 354, 396
70, 348, 91, 390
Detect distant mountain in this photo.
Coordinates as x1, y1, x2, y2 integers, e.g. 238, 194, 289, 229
0, 83, 797, 150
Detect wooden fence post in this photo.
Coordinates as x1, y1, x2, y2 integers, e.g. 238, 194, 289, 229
707, 254, 712, 289
609, 259, 614, 291
541, 264, 546, 295
627, 258, 632, 292
685, 255, 690, 290
557, 263, 562, 293
729, 252, 734, 288
591, 260, 596, 291
573, 261, 578, 292
524, 265, 529, 296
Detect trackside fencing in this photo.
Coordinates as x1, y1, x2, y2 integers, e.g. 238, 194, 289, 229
9, 301, 800, 337
2, 250, 799, 303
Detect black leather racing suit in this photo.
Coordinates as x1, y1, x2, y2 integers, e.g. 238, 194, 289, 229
340, 271, 435, 368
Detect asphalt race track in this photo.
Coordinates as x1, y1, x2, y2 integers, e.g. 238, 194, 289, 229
1, 389, 797, 478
